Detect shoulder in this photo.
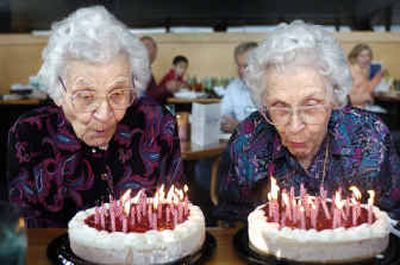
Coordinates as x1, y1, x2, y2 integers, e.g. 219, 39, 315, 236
229, 111, 274, 153
10, 104, 61, 137
330, 107, 391, 148
124, 96, 177, 133
225, 79, 243, 91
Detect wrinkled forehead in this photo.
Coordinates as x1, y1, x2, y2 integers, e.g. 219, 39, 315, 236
263, 65, 331, 103
63, 53, 132, 88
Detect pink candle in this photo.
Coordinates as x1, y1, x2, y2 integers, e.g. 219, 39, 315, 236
311, 205, 317, 229
130, 207, 136, 226
136, 205, 142, 223
157, 203, 162, 219
332, 209, 337, 229
122, 216, 128, 233
345, 197, 350, 218
110, 208, 116, 232
300, 183, 305, 200
321, 199, 331, 219
94, 206, 100, 227
184, 196, 189, 216
166, 205, 171, 223
147, 205, 152, 225
280, 212, 286, 227
153, 213, 158, 230
173, 208, 178, 227
267, 193, 272, 219
100, 205, 106, 229
300, 206, 306, 230
178, 203, 183, 223
368, 205, 373, 224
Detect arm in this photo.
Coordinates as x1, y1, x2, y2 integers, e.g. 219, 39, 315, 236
221, 83, 239, 132
146, 74, 174, 105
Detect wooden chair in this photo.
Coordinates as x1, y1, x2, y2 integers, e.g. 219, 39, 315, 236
210, 156, 221, 206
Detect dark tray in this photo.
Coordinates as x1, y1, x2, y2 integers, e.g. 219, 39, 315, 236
47, 232, 216, 265
233, 227, 400, 265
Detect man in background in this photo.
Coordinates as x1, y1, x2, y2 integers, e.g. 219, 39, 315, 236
220, 42, 258, 132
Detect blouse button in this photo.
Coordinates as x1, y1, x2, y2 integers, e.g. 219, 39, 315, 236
101, 173, 108, 180
91, 148, 97, 154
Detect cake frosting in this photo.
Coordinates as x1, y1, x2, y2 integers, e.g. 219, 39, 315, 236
248, 190, 390, 263
68, 187, 206, 264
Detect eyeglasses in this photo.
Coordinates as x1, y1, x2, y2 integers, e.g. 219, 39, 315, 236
58, 77, 135, 113
260, 103, 330, 126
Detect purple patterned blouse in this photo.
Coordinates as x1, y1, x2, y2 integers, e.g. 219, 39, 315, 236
7, 97, 184, 227
216, 107, 400, 221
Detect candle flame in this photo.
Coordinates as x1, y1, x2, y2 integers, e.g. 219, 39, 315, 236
282, 192, 289, 206
270, 177, 280, 200
349, 186, 362, 200
367, 190, 375, 206
131, 189, 144, 203
153, 191, 159, 210
121, 189, 132, 215
184, 184, 189, 193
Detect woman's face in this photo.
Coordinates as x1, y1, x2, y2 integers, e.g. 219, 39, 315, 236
59, 53, 133, 148
262, 66, 333, 164
356, 49, 372, 68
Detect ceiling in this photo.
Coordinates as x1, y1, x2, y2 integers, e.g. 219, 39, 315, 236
2, 0, 400, 32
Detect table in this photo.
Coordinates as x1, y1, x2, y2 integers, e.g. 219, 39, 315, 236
27, 227, 245, 265
180, 140, 227, 161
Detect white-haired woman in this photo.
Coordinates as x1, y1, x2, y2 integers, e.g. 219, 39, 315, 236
7, 6, 184, 227
216, 21, 400, 222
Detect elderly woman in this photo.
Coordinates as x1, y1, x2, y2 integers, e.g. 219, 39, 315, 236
7, 6, 183, 227
216, 21, 400, 222
348, 43, 385, 108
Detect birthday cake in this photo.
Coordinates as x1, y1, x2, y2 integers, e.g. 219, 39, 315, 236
68, 186, 206, 264
248, 179, 390, 263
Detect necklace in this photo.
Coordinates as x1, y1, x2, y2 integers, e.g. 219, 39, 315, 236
320, 137, 330, 185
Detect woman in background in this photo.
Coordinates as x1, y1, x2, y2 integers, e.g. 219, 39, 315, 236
348, 43, 385, 108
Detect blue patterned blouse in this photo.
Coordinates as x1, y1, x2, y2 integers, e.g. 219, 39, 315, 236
7, 97, 184, 227
216, 107, 400, 221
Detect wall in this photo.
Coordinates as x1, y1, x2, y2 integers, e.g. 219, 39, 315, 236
1, 32, 400, 94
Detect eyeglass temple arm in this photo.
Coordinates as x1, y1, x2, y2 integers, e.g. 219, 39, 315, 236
58, 76, 67, 92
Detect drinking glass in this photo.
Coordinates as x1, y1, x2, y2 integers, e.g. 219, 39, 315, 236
0, 201, 27, 265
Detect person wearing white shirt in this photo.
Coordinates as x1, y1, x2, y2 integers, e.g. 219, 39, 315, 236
221, 42, 257, 132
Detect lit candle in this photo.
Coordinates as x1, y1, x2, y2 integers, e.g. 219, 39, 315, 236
130, 207, 136, 226
136, 205, 142, 223
349, 186, 362, 226
267, 193, 273, 219
367, 190, 375, 225
110, 207, 116, 232
122, 216, 128, 233
166, 205, 171, 223
100, 204, 106, 229
311, 204, 317, 229
300, 206, 306, 230
282, 192, 291, 221
321, 199, 331, 220
147, 204, 152, 225
94, 206, 100, 227
153, 213, 158, 230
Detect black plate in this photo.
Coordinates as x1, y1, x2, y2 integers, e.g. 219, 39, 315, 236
47, 232, 216, 265
233, 227, 400, 265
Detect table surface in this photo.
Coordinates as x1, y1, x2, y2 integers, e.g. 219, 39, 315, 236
27, 227, 245, 265
374, 91, 400, 102
180, 140, 227, 160
0, 98, 42, 105
167, 97, 221, 105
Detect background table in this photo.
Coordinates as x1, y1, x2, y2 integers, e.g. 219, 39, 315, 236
27, 227, 245, 265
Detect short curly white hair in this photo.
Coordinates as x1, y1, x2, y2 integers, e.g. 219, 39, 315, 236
37, 5, 150, 101
245, 20, 352, 108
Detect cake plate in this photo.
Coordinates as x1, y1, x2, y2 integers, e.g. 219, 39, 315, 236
47, 232, 216, 265
233, 227, 400, 265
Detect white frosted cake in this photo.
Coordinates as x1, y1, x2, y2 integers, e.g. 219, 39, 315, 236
248, 189, 390, 263
68, 188, 206, 264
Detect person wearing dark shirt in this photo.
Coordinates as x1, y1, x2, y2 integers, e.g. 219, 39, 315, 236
159, 55, 190, 91
7, 6, 184, 227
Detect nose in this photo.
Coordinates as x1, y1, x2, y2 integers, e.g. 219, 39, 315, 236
286, 111, 305, 133
92, 100, 113, 122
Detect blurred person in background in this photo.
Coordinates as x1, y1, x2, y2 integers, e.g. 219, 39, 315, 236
220, 42, 258, 133
141, 36, 182, 105
347, 43, 385, 108
158, 55, 190, 92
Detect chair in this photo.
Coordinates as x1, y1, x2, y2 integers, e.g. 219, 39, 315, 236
209, 156, 221, 206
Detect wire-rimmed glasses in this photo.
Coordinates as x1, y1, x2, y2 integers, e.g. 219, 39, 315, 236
58, 77, 135, 113
259, 103, 330, 126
